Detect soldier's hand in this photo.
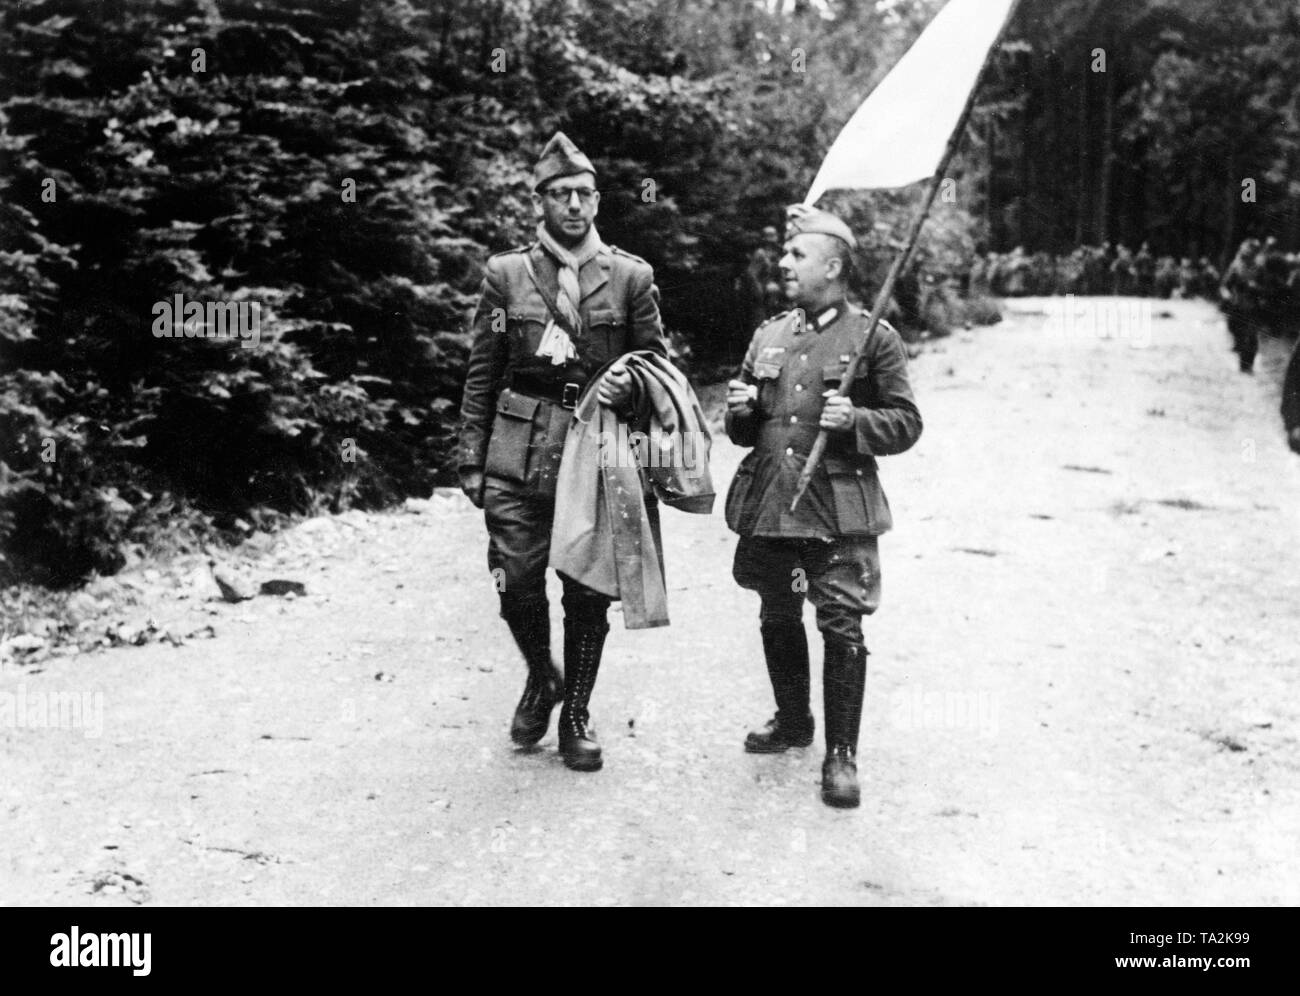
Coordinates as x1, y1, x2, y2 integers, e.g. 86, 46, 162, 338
459, 468, 486, 509
727, 379, 757, 415
820, 391, 854, 431
1289, 427, 1300, 456
597, 360, 633, 409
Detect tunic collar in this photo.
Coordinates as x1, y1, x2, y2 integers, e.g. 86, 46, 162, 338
799, 299, 848, 334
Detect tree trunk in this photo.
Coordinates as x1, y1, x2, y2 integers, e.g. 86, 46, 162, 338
1096, 50, 1116, 244
1074, 66, 1089, 245
1018, 53, 1032, 247
986, 110, 997, 248
1222, 157, 1239, 265
1047, 53, 1064, 250
1290, 152, 1300, 250
1131, 135, 1146, 251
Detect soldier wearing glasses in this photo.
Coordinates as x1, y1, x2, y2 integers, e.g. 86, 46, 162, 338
457, 132, 668, 771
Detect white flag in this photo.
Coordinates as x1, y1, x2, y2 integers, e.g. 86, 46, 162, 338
805, 0, 1017, 203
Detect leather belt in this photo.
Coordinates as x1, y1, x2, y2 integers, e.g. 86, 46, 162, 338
509, 373, 584, 410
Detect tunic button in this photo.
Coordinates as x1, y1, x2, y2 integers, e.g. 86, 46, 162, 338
790, 416, 798, 424
795, 384, 803, 392
856, 469, 863, 476
800, 355, 808, 362
785, 447, 794, 455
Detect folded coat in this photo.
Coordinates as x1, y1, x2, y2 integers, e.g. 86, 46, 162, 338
549, 351, 715, 628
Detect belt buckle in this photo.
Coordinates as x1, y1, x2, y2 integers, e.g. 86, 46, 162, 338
561, 382, 580, 410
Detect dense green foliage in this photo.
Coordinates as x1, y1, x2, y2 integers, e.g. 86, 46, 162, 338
2, 0, 1295, 585
0, 0, 966, 584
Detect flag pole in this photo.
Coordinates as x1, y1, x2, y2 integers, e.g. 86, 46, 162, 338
789, 0, 1022, 514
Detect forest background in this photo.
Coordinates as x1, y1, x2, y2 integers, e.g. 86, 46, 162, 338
2, 0, 1297, 585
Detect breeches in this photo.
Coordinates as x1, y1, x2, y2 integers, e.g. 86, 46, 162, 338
733, 534, 881, 646
483, 478, 610, 623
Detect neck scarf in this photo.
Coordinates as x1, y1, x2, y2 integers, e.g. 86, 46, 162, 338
535, 222, 603, 364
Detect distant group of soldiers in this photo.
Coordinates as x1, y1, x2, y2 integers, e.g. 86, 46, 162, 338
967, 238, 1300, 375
968, 243, 1236, 300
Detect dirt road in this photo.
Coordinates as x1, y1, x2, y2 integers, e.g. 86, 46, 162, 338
3, 296, 1298, 906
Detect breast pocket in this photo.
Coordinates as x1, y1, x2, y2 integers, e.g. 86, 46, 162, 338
821, 361, 873, 423
752, 360, 782, 413
586, 306, 626, 365
484, 389, 540, 484
822, 362, 849, 388
508, 307, 552, 360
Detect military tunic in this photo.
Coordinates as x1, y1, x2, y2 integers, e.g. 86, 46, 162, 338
725, 301, 922, 643
458, 240, 668, 597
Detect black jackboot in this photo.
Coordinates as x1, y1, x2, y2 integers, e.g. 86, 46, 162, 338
821, 638, 868, 808
501, 599, 564, 747
558, 618, 609, 771
745, 619, 814, 753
